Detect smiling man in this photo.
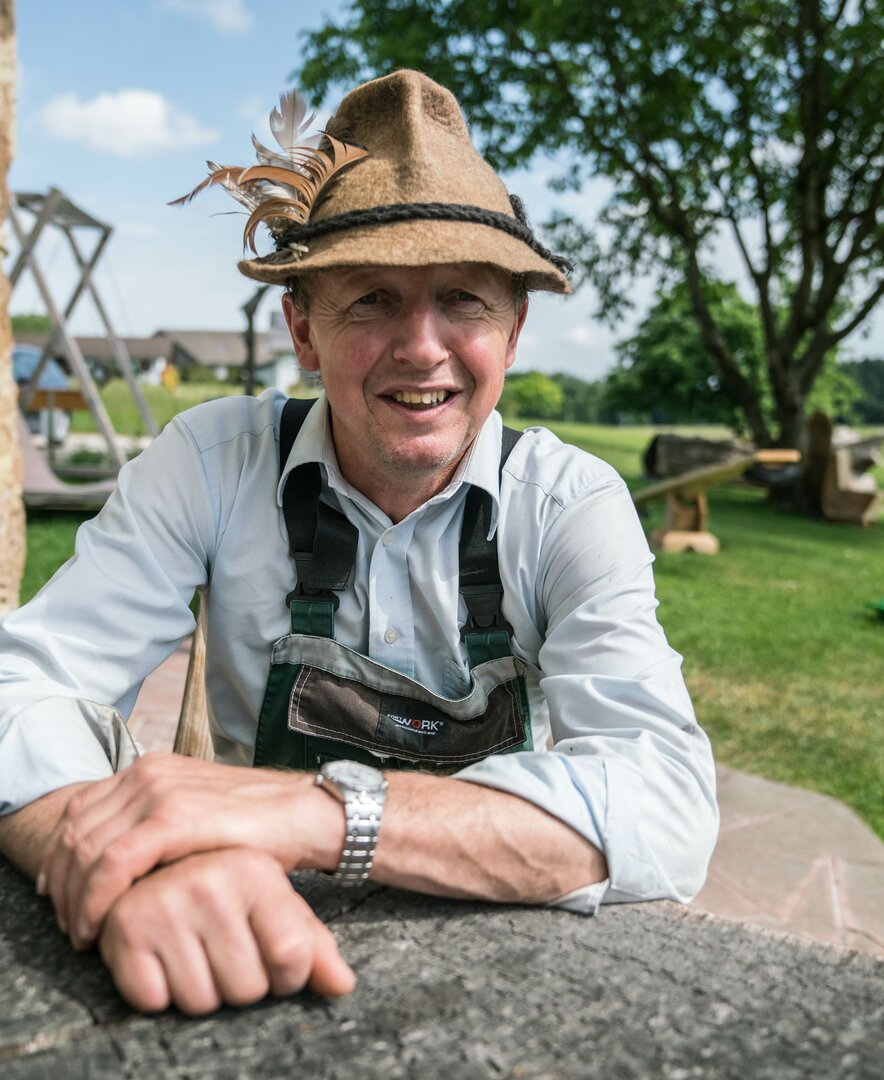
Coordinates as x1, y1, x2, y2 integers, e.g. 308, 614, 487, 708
0, 71, 718, 1016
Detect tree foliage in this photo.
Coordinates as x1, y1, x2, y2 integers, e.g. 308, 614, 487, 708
295, 0, 883, 450
498, 370, 564, 419
10, 313, 51, 334
605, 279, 859, 429
837, 358, 884, 423
605, 280, 763, 428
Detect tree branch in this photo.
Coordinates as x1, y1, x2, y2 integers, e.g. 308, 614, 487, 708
682, 249, 771, 445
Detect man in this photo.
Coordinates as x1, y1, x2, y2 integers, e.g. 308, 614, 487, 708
0, 71, 718, 1016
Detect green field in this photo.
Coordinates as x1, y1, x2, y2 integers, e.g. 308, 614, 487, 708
70, 379, 243, 436
22, 413, 884, 836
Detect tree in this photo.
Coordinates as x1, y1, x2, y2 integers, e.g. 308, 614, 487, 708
836, 358, 884, 423
553, 373, 607, 424
0, 0, 24, 616
604, 279, 859, 429
605, 280, 763, 427
295, 0, 883, 452
498, 370, 564, 419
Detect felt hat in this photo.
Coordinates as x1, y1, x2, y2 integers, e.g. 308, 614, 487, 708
175, 71, 571, 294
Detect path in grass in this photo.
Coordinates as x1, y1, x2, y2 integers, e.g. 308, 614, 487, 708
21, 413, 884, 837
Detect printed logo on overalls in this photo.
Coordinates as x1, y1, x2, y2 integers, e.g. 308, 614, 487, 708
377, 696, 453, 755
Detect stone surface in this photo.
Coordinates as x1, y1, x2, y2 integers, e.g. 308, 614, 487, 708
0, 859, 881, 1078
692, 765, 884, 958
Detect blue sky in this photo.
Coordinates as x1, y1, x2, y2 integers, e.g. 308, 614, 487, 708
9, 0, 881, 380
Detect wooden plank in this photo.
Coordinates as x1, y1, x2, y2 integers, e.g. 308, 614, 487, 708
22, 388, 89, 412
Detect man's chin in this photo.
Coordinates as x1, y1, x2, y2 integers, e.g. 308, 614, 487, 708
377, 437, 469, 481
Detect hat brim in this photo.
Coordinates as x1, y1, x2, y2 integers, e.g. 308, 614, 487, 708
237, 219, 571, 294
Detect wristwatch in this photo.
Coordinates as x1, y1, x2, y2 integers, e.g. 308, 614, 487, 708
315, 760, 389, 885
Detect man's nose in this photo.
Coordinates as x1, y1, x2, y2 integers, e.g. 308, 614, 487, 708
391, 305, 449, 368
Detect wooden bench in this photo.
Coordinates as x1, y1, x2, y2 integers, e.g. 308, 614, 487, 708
806, 412, 883, 526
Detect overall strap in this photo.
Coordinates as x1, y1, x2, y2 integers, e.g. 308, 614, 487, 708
459, 425, 522, 666
279, 401, 522, 655
278, 398, 359, 637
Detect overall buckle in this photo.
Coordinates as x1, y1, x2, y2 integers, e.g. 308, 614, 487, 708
286, 583, 340, 637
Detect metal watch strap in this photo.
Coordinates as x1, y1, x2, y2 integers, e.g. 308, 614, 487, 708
333, 786, 386, 885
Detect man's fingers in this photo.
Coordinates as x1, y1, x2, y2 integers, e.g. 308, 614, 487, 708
41, 778, 140, 932
306, 933, 358, 998
99, 937, 170, 1014
69, 819, 173, 948
250, 880, 356, 999
201, 914, 271, 1008
37, 776, 123, 891
159, 933, 223, 1017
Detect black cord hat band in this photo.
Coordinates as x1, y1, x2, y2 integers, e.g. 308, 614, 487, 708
274, 200, 573, 276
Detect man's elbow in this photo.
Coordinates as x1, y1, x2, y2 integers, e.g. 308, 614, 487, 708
603, 756, 720, 905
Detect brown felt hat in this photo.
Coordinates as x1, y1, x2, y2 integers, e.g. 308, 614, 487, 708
237, 70, 571, 293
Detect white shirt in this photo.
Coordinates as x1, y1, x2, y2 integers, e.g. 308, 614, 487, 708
0, 390, 718, 912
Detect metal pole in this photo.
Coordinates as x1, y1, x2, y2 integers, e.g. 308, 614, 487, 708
241, 285, 268, 397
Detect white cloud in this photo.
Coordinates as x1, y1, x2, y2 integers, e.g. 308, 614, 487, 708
564, 324, 599, 347
38, 90, 218, 158
159, 0, 253, 33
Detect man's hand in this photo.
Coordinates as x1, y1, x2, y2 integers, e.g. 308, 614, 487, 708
38, 753, 343, 949
98, 847, 355, 1015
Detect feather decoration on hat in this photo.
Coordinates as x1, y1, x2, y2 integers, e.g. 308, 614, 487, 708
169, 90, 368, 255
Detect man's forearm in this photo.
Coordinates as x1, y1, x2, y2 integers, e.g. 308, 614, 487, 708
34, 757, 607, 950
0, 783, 90, 878
365, 774, 607, 903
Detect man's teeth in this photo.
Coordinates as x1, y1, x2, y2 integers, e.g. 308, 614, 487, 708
392, 390, 450, 405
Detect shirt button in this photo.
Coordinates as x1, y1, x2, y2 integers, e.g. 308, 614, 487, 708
382, 531, 394, 547
384, 628, 399, 645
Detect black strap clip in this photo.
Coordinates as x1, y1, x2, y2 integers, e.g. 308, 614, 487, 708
459, 583, 513, 640
285, 582, 341, 611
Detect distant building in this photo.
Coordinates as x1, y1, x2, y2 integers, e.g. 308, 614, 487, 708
155, 321, 299, 391
13, 332, 170, 382
15, 323, 302, 392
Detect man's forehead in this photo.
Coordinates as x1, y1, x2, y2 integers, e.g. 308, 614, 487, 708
311, 263, 512, 293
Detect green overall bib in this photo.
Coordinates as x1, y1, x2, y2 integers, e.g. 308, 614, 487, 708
253, 399, 533, 774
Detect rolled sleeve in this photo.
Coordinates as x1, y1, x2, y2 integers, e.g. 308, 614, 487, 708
0, 696, 141, 813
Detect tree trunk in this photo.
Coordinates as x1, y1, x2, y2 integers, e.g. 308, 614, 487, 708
772, 381, 808, 454
0, 0, 24, 617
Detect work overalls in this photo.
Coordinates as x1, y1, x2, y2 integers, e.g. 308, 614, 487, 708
253, 399, 533, 774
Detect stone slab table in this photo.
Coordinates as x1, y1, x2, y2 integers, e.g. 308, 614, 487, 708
0, 859, 880, 1079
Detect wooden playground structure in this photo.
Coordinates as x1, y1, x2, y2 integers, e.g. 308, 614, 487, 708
9, 187, 158, 509
633, 449, 802, 554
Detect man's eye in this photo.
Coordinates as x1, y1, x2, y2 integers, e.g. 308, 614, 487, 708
456, 291, 480, 302
355, 292, 379, 305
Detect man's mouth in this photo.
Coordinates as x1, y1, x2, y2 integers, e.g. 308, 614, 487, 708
389, 389, 453, 410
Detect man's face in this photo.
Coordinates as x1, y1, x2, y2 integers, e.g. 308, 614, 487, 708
283, 264, 527, 513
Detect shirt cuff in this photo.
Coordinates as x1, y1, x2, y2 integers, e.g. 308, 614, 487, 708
0, 696, 142, 814
546, 878, 610, 915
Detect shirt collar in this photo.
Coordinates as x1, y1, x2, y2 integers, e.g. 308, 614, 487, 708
277, 393, 504, 537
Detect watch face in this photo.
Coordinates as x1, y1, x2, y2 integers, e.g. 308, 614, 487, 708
324, 760, 385, 791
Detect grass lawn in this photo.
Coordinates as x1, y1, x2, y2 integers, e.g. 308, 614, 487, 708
22, 414, 884, 836
71, 379, 243, 436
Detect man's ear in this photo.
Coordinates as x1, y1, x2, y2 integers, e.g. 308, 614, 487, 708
281, 294, 319, 372
504, 299, 529, 371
